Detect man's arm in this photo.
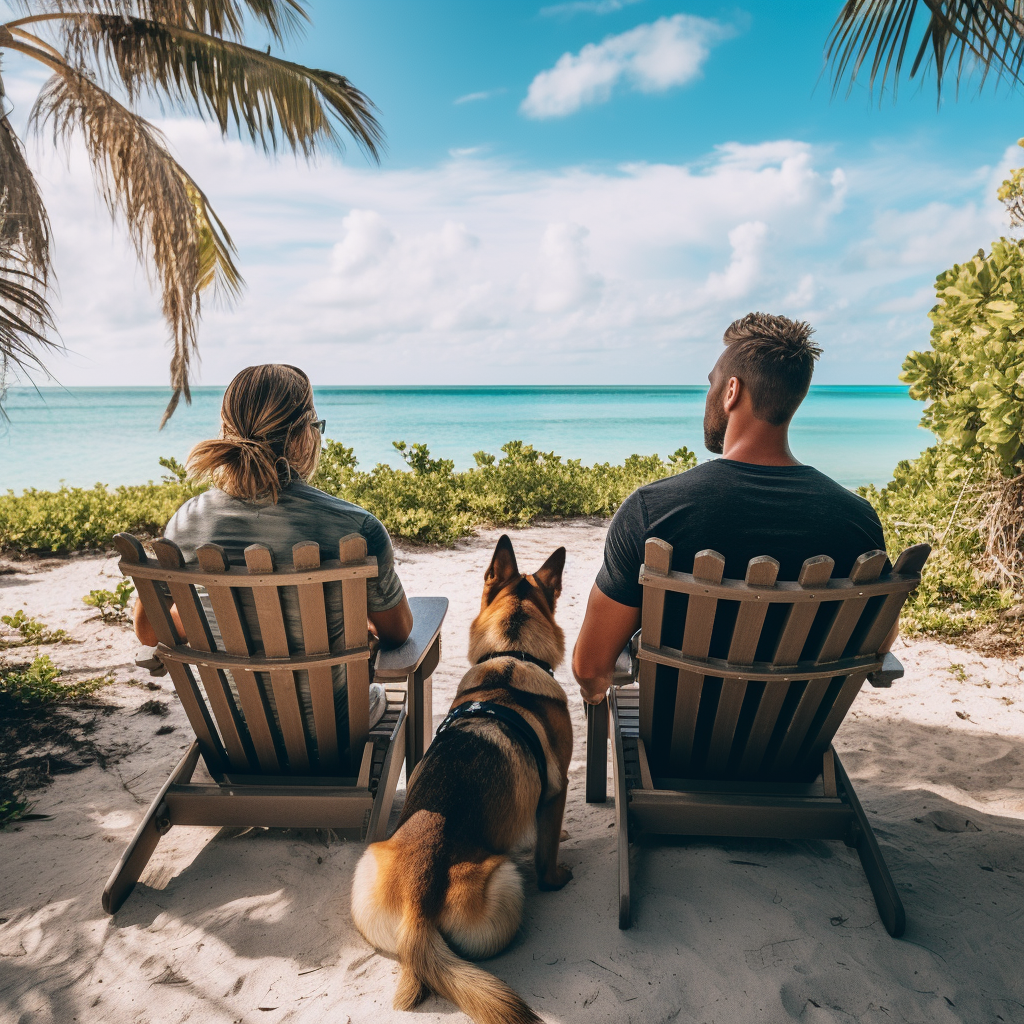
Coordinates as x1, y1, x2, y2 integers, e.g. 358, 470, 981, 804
572, 584, 640, 705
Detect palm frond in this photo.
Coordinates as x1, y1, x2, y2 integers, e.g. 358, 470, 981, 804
827, 0, 1024, 100
28, 68, 242, 425
0, 252, 59, 408
0, 77, 52, 279
22, 1, 308, 43
59, 13, 383, 159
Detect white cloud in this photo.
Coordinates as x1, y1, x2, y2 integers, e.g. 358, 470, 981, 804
0, 101, 1011, 390
521, 14, 728, 119
454, 89, 505, 105
703, 222, 767, 299
540, 0, 644, 17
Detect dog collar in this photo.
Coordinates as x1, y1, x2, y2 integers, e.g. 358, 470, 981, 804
435, 700, 548, 795
475, 650, 554, 676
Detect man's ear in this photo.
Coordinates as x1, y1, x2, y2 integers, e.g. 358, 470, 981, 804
485, 534, 520, 590
533, 546, 566, 607
723, 375, 742, 412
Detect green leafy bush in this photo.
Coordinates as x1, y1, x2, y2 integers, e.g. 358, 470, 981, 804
83, 579, 136, 623
2, 442, 691, 553
0, 655, 112, 711
0, 610, 71, 648
866, 149, 1024, 638
312, 439, 696, 545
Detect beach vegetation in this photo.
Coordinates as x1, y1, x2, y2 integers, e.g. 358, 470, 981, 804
1, 441, 696, 552
0, 1, 382, 424
0, 654, 111, 711
0, 655, 114, 828
862, 146, 1024, 642
0, 610, 70, 648
83, 580, 136, 623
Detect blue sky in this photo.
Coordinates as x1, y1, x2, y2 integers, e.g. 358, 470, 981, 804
3, 0, 1024, 388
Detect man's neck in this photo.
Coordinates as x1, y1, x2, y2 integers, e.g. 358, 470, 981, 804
720, 423, 800, 467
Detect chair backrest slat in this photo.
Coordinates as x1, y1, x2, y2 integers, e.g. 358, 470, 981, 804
736, 555, 834, 777
154, 539, 252, 772
636, 539, 927, 783
339, 534, 372, 773
704, 556, 780, 775
245, 544, 310, 774
114, 535, 228, 775
669, 549, 725, 772
293, 541, 343, 774
638, 538, 671, 751
765, 550, 888, 773
196, 543, 281, 774
115, 531, 380, 783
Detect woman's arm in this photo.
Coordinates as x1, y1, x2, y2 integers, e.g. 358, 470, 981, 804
133, 599, 184, 646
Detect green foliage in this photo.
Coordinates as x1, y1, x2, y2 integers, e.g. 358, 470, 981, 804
0, 477, 205, 554
0, 610, 70, 648
0, 655, 112, 712
862, 445, 1016, 636
83, 580, 136, 623
312, 439, 696, 545
901, 236, 1024, 477
0, 796, 32, 829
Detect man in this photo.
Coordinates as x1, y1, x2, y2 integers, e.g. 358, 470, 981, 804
573, 312, 890, 705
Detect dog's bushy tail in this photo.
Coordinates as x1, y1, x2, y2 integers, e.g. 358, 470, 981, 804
395, 913, 541, 1024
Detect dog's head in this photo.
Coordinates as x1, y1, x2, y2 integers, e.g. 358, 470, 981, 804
468, 535, 566, 668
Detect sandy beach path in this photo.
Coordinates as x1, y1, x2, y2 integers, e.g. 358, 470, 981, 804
1, 521, 1023, 1023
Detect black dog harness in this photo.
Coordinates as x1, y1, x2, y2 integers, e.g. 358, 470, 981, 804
435, 700, 548, 795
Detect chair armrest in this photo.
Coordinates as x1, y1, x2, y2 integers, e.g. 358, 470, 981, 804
867, 651, 904, 688
374, 596, 448, 679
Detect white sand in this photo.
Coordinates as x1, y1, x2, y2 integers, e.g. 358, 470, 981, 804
1, 520, 1023, 1024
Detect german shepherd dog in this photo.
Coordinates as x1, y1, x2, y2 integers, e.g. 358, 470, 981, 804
351, 535, 573, 1024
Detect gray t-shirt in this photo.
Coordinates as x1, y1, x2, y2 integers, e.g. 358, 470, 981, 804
164, 481, 404, 751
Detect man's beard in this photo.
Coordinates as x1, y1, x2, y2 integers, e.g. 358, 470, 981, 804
703, 387, 727, 454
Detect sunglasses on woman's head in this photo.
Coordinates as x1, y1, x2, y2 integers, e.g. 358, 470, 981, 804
312, 418, 326, 435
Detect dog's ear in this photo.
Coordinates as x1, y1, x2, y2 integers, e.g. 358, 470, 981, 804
485, 534, 520, 591
533, 546, 566, 607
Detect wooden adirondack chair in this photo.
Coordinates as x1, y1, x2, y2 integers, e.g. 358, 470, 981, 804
102, 531, 447, 914
586, 539, 930, 934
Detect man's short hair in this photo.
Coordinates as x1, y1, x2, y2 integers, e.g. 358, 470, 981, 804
719, 312, 822, 425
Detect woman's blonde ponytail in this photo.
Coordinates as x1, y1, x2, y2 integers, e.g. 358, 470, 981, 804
186, 365, 321, 503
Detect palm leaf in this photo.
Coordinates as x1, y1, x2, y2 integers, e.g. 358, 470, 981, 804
13, 1, 308, 42
59, 12, 383, 159
0, 252, 59, 408
0, 80, 51, 279
827, 0, 1024, 99
29, 68, 242, 426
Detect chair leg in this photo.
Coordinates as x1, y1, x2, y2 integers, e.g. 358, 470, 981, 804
586, 698, 608, 803
365, 712, 407, 842
833, 750, 906, 937
102, 741, 200, 914
609, 689, 631, 929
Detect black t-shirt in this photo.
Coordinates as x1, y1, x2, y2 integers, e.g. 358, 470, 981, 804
596, 459, 888, 607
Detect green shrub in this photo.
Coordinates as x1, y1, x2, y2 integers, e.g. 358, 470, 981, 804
2, 442, 690, 554
0, 655, 112, 711
83, 579, 136, 623
861, 445, 1016, 636
0, 610, 71, 649
311, 439, 696, 545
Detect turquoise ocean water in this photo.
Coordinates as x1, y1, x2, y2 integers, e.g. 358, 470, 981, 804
1, 386, 932, 494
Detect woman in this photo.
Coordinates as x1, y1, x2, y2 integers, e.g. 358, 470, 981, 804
134, 364, 412, 745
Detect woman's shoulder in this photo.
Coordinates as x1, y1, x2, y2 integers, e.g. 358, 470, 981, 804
283, 483, 391, 546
